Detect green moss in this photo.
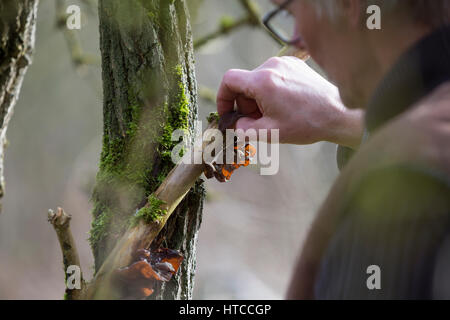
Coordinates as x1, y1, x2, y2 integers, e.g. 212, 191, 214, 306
156, 65, 190, 163
99, 136, 126, 173
172, 64, 191, 131
89, 205, 114, 249
90, 65, 192, 258
207, 112, 220, 124
130, 194, 167, 226
126, 104, 140, 137
147, 11, 156, 22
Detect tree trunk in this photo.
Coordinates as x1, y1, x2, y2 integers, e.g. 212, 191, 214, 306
0, 0, 38, 211
91, 0, 204, 299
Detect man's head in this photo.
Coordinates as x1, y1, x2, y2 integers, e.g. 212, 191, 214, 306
279, 0, 450, 108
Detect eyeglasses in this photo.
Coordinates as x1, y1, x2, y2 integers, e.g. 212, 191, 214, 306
262, 0, 301, 46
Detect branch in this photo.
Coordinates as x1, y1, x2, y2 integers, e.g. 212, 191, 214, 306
238, 0, 261, 25
194, 15, 253, 49
194, 0, 283, 50
84, 120, 220, 299
48, 207, 86, 300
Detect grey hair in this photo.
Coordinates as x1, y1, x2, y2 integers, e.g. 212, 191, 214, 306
312, 0, 397, 16
310, 0, 450, 28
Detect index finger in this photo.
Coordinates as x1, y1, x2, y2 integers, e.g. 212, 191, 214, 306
216, 69, 255, 116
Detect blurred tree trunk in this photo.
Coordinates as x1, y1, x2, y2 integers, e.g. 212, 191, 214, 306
91, 0, 204, 299
0, 0, 38, 211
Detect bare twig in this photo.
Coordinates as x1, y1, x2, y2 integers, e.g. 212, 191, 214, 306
48, 207, 86, 300
194, 15, 253, 49
194, 0, 283, 49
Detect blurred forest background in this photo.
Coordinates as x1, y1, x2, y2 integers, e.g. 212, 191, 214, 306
0, 0, 338, 299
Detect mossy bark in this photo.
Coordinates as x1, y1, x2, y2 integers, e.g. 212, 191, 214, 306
0, 0, 38, 211
92, 0, 204, 299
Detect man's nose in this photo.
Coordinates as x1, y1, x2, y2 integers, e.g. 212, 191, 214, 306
292, 24, 308, 52
293, 38, 308, 53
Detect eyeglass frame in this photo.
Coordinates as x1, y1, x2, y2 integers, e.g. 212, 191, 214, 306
262, 0, 302, 46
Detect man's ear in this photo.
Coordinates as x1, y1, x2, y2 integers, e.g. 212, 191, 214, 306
338, 0, 364, 28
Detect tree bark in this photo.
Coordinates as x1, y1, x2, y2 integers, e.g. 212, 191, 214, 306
0, 0, 38, 211
91, 0, 203, 299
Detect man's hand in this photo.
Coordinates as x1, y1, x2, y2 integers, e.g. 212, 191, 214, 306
217, 56, 364, 148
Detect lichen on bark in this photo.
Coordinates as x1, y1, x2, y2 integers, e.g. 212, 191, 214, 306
91, 0, 203, 299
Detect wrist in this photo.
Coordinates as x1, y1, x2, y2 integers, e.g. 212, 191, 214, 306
339, 108, 365, 149
324, 97, 364, 149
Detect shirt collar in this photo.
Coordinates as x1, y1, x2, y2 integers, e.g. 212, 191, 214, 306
365, 25, 450, 133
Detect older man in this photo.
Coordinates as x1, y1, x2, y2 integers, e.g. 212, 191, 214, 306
216, 0, 450, 299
